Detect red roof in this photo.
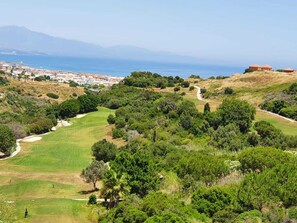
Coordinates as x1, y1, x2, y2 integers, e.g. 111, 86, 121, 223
249, 64, 260, 67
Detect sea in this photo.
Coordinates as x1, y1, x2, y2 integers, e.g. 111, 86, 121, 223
0, 54, 245, 78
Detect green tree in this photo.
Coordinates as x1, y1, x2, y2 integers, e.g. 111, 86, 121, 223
101, 169, 131, 208
78, 94, 98, 113
224, 87, 234, 95
0, 124, 16, 155
81, 160, 109, 190
59, 99, 80, 118
204, 103, 211, 114
210, 124, 245, 151
92, 139, 117, 162
107, 114, 116, 124
217, 98, 256, 133
112, 152, 160, 197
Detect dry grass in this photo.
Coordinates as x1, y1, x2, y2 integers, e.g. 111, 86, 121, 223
0, 77, 84, 102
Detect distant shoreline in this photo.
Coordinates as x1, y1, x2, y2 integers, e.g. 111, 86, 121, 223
0, 54, 245, 78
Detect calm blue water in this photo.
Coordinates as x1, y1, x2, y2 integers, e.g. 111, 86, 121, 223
0, 54, 244, 78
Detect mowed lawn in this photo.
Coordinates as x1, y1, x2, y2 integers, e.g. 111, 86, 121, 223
0, 107, 113, 222
1, 107, 113, 173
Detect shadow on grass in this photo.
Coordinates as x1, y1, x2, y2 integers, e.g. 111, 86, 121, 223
79, 188, 99, 195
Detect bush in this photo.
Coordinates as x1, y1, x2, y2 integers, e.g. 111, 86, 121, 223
192, 187, 233, 217
0, 124, 16, 155
107, 114, 116, 124
46, 93, 59, 99
238, 147, 293, 172
69, 81, 79, 87
0, 77, 9, 86
189, 86, 195, 91
180, 81, 190, 88
78, 94, 99, 113
28, 118, 55, 134
224, 87, 234, 95
112, 128, 125, 139
88, 195, 97, 205
59, 99, 80, 118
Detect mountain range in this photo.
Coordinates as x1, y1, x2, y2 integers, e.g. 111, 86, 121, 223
0, 26, 197, 63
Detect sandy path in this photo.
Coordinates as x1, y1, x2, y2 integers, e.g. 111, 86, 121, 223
194, 85, 204, 101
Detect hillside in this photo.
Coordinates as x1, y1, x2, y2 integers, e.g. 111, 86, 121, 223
197, 70, 297, 105
1, 71, 297, 222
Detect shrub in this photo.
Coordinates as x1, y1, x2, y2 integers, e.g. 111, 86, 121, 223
46, 93, 59, 99
180, 81, 190, 88
28, 118, 55, 134
189, 86, 195, 91
78, 94, 99, 113
192, 187, 233, 217
88, 195, 97, 205
200, 88, 207, 94
107, 114, 116, 124
238, 147, 293, 172
0, 77, 9, 86
59, 99, 80, 118
112, 128, 125, 139
0, 124, 16, 155
224, 87, 234, 95
69, 81, 79, 87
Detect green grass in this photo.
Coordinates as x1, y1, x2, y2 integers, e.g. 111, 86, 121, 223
15, 199, 93, 223
0, 107, 113, 222
0, 180, 78, 199
1, 107, 114, 173
255, 110, 297, 135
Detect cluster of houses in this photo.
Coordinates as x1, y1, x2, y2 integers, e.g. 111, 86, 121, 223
248, 64, 295, 73
0, 61, 123, 86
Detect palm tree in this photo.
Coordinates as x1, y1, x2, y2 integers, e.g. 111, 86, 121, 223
101, 169, 130, 208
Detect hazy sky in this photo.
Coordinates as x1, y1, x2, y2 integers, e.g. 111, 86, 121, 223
0, 0, 296, 66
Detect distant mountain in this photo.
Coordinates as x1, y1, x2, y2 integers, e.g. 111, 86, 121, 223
0, 26, 197, 63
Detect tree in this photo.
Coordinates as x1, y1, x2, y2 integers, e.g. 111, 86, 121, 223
107, 114, 116, 124
59, 99, 80, 118
111, 152, 160, 197
210, 124, 245, 151
78, 94, 98, 113
0, 124, 16, 155
204, 103, 210, 113
81, 160, 109, 190
92, 139, 117, 162
217, 98, 256, 133
101, 169, 131, 208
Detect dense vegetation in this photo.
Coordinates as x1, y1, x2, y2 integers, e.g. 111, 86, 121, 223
79, 72, 297, 222
261, 82, 297, 120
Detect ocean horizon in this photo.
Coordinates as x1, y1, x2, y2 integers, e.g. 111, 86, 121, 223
0, 54, 245, 78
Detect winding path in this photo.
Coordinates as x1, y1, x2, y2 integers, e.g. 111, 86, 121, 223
194, 85, 204, 101
193, 85, 297, 124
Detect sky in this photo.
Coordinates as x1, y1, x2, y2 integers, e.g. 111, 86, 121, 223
0, 0, 296, 67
